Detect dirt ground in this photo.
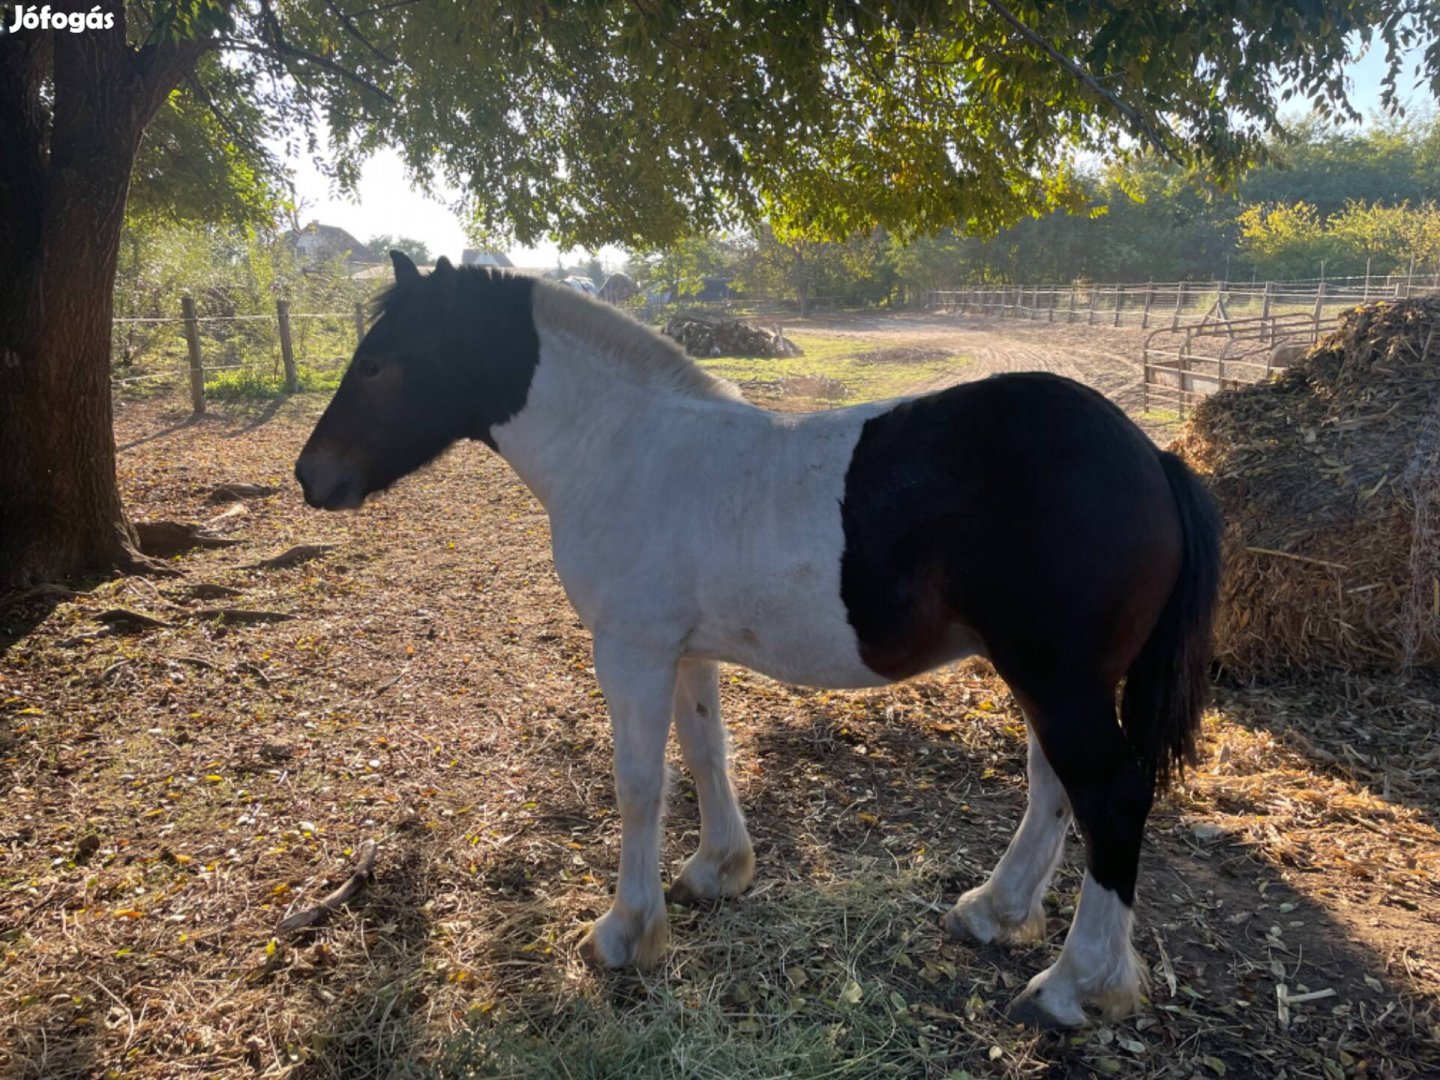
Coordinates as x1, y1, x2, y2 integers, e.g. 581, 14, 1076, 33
781, 311, 1161, 424
2, 313, 1438, 1079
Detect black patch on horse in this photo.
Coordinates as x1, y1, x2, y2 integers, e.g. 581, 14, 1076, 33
369, 263, 541, 450
838, 372, 1219, 905
297, 261, 543, 509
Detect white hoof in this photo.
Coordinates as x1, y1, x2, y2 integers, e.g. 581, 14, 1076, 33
942, 885, 1047, 945
578, 903, 668, 969
667, 844, 755, 906
1007, 944, 1145, 1028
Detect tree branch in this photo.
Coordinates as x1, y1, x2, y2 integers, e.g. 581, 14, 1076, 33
981, 0, 1183, 164
250, 0, 395, 105
323, 0, 396, 66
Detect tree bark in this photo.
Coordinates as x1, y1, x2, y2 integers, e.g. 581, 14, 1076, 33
0, 20, 200, 586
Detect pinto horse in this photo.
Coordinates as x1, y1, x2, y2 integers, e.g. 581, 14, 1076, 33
296, 252, 1221, 1028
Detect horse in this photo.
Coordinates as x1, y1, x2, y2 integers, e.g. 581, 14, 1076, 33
295, 251, 1222, 1029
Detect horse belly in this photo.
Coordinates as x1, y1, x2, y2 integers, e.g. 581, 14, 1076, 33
684, 572, 895, 689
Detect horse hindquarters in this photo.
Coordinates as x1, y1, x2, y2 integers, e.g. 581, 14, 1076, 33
855, 378, 1221, 1026
991, 452, 1219, 1026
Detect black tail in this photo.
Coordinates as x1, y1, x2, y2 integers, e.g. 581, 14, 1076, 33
1121, 451, 1223, 791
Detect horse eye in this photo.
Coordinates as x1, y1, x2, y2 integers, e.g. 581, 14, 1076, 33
357, 358, 383, 379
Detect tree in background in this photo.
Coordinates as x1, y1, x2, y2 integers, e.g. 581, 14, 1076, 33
624, 235, 739, 300
1241, 201, 1440, 279
733, 228, 895, 313
366, 235, 431, 265
3, 0, 1439, 584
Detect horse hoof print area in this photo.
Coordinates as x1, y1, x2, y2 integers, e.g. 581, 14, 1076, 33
295, 252, 1222, 1029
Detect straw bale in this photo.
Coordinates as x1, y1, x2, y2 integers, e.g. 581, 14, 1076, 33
1172, 297, 1440, 676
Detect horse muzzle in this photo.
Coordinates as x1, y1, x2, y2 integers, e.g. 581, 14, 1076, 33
295, 444, 368, 511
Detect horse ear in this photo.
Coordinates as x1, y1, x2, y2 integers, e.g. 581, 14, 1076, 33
390, 250, 420, 285
433, 256, 455, 276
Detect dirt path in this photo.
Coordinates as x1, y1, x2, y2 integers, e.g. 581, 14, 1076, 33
783, 311, 1169, 434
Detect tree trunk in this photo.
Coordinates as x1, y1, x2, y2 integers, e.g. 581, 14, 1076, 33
0, 26, 181, 586
793, 246, 811, 317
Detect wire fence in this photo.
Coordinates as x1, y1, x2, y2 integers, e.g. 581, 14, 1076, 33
111, 298, 367, 411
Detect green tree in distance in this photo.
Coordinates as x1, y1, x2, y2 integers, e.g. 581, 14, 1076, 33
366, 235, 432, 265
2, 0, 1438, 584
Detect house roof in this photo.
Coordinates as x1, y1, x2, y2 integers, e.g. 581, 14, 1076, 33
288, 221, 381, 264
461, 249, 514, 268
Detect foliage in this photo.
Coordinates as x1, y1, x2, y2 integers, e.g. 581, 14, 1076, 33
733, 228, 896, 310
339, 1, 1440, 247
127, 56, 286, 228
623, 235, 740, 297
687, 113, 1440, 297
366, 234, 432, 264
111, 218, 369, 391
1240, 201, 1440, 279
1238, 114, 1440, 214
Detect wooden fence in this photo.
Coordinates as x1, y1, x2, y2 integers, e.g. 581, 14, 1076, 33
931, 271, 1440, 332
933, 271, 1440, 412
112, 298, 368, 413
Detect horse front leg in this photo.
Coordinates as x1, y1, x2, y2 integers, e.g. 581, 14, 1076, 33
577, 635, 677, 969
667, 658, 755, 905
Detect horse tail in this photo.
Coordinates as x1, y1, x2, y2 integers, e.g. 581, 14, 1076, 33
1120, 451, 1223, 792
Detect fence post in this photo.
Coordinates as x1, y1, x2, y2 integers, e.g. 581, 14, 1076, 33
181, 295, 205, 414
277, 298, 298, 393
1088, 285, 1098, 325
1141, 282, 1154, 328
1112, 285, 1124, 327
354, 301, 366, 345
1048, 287, 1058, 323
1260, 281, 1273, 342
1311, 281, 1326, 341
1363, 259, 1371, 302
1067, 283, 1077, 323
1171, 281, 1186, 330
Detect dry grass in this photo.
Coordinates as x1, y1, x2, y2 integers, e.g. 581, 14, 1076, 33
2, 333, 1439, 1079
1173, 298, 1440, 677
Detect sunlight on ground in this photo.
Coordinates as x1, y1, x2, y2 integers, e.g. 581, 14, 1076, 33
698, 332, 965, 406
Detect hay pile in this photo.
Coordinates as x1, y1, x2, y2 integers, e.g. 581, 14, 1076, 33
1172, 297, 1440, 676
663, 312, 803, 358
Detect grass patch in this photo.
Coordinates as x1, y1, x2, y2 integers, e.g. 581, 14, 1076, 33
699, 333, 965, 405
438, 866, 1006, 1080
204, 363, 346, 401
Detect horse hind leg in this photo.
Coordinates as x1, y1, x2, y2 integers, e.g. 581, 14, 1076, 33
1005, 693, 1152, 1028
944, 719, 1069, 945
667, 659, 755, 905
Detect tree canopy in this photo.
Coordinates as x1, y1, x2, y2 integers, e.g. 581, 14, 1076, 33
105, 0, 1440, 251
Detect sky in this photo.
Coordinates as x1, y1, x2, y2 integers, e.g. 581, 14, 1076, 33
287, 36, 1436, 270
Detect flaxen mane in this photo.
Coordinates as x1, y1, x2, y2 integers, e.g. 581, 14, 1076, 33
530, 277, 743, 402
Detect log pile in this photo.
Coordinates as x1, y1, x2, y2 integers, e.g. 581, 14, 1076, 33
663, 312, 803, 358
1172, 297, 1440, 676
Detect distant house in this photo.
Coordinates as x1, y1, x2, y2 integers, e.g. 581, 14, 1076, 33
598, 272, 640, 304
461, 249, 514, 268
288, 221, 380, 270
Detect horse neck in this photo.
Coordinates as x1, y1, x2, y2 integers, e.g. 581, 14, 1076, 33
490, 324, 706, 510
